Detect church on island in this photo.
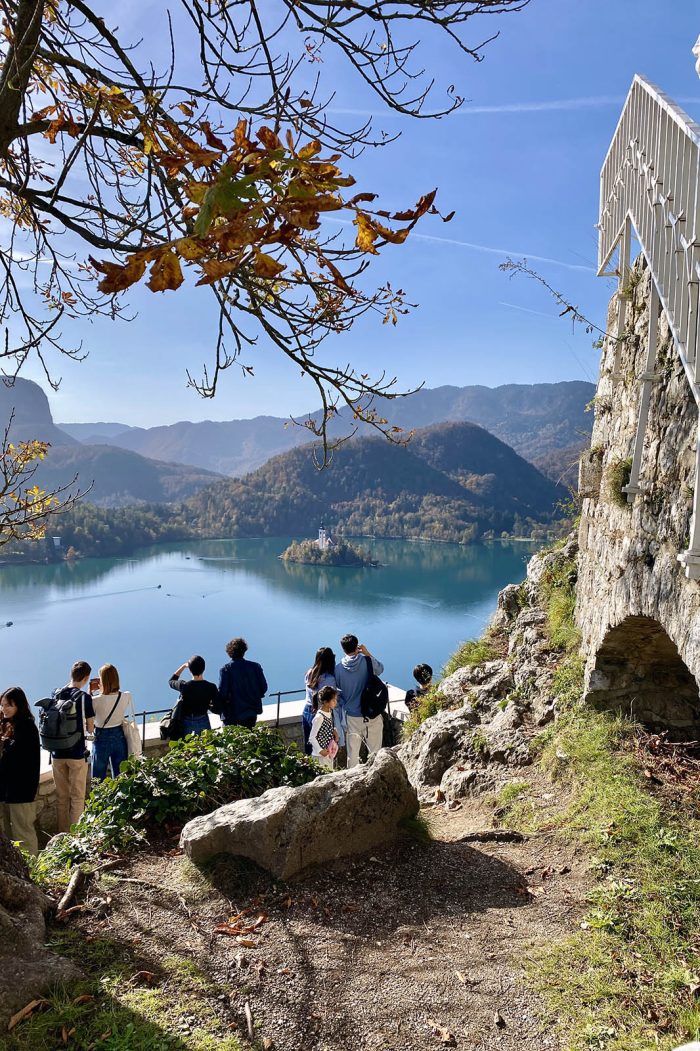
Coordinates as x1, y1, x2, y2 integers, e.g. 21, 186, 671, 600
317, 522, 335, 551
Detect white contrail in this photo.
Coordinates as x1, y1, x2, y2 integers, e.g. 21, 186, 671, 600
329, 95, 700, 120
325, 216, 593, 273
498, 301, 560, 319
401, 230, 594, 273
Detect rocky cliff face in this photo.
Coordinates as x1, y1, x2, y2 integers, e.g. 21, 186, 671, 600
401, 538, 576, 801
576, 259, 700, 737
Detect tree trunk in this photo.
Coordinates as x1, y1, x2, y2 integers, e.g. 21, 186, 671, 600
0, 0, 45, 158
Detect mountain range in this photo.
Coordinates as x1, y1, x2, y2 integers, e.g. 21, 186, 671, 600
0, 378, 222, 505
57, 380, 595, 482
183, 420, 566, 544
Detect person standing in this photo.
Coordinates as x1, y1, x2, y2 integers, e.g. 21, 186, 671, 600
303, 646, 343, 755
334, 634, 384, 768
218, 638, 268, 729
91, 663, 131, 781
169, 655, 219, 736
0, 687, 41, 855
50, 660, 94, 833
308, 686, 339, 770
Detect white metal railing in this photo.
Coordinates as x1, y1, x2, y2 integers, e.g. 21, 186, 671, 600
597, 74, 700, 578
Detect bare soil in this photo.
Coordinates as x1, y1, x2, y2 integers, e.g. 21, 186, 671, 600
65, 789, 591, 1051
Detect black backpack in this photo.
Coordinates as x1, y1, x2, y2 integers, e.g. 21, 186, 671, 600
36, 687, 86, 753
360, 655, 389, 720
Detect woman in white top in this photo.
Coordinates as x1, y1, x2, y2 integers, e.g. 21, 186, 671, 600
91, 663, 133, 781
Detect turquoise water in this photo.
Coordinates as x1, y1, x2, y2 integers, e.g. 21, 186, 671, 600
0, 537, 539, 713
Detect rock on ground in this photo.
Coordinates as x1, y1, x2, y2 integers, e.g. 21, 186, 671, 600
0, 833, 79, 1026
180, 749, 418, 878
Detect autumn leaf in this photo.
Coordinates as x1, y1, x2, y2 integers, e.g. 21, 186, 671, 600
298, 139, 322, 160
428, 1018, 456, 1046
147, 251, 184, 292
90, 255, 147, 295
176, 237, 208, 261
194, 259, 239, 285
355, 213, 378, 254
8, 999, 49, 1030
201, 121, 227, 151
257, 126, 282, 151
253, 251, 286, 279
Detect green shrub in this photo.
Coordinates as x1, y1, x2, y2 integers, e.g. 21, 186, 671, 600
606, 457, 633, 509
38, 726, 318, 875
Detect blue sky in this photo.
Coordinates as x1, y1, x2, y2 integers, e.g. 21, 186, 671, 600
35, 1, 700, 426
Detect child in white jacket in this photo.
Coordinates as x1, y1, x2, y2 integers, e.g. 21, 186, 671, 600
308, 686, 339, 770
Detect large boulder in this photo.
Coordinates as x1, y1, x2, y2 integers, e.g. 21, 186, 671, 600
180, 749, 418, 879
0, 834, 79, 1027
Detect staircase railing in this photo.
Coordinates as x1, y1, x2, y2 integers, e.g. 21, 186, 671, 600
598, 74, 700, 578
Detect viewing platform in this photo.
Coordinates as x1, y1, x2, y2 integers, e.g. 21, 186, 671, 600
36, 685, 410, 835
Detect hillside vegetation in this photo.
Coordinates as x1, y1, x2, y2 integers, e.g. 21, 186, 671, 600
184, 421, 566, 544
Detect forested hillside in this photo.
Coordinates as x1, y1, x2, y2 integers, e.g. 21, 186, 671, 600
184, 421, 566, 543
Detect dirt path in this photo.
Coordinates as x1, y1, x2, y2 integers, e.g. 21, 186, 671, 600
69, 792, 590, 1051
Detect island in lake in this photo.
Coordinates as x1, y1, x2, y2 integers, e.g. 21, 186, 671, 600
281, 527, 377, 568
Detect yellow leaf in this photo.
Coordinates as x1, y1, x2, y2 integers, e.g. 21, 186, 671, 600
252, 251, 286, 279
147, 251, 184, 292
298, 139, 322, 160
354, 214, 378, 255
176, 237, 207, 261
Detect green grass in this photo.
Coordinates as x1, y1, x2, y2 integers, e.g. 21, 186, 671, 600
7, 934, 242, 1051
606, 457, 633, 510
509, 654, 700, 1051
538, 548, 581, 652
442, 636, 499, 678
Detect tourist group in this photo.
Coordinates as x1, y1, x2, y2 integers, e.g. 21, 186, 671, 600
0, 632, 433, 857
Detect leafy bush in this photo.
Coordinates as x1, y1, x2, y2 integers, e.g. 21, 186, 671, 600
606, 456, 633, 509
38, 726, 319, 874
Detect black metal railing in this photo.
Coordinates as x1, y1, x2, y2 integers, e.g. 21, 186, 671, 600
137, 689, 307, 747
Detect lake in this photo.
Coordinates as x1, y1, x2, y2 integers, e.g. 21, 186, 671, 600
0, 537, 540, 713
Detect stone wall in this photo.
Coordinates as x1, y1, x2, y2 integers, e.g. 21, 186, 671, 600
577, 258, 700, 735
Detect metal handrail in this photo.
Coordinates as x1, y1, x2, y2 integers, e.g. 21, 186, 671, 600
598, 74, 700, 578
137, 689, 308, 746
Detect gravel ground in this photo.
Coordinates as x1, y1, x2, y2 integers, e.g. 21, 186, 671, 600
72, 790, 589, 1051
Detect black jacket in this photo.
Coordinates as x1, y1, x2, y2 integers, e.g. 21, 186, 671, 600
218, 658, 268, 721
0, 717, 41, 804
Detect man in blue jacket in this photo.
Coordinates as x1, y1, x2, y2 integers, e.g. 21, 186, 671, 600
335, 634, 384, 768
218, 638, 268, 728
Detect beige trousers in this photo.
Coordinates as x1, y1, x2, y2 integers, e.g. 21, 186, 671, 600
1, 801, 38, 856
53, 757, 89, 832
346, 714, 383, 768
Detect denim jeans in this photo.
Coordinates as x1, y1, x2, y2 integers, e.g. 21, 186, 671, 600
92, 725, 128, 781
182, 713, 211, 737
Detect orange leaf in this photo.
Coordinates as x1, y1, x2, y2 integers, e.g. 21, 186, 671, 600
146, 251, 184, 292
8, 999, 49, 1030
201, 121, 227, 151
195, 258, 240, 285
257, 126, 282, 151
253, 251, 286, 279
91, 254, 147, 295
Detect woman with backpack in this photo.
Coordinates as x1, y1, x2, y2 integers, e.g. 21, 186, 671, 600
0, 686, 41, 855
91, 663, 132, 781
303, 647, 344, 757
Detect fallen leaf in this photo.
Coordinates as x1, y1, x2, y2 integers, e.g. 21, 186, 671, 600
72, 994, 95, 1005
8, 999, 49, 1030
428, 1018, 456, 1046
541, 866, 555, 880
131, 970, 157, 984
455, 971, 468, 984
236, 937, 257, 948
262, 1038, 275, 1049
494, 1010, 506, 1029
